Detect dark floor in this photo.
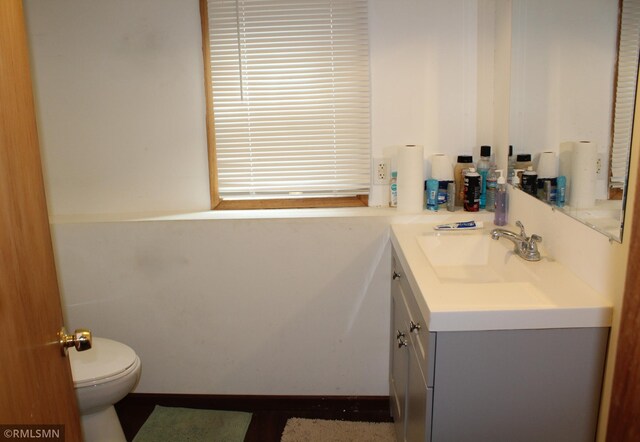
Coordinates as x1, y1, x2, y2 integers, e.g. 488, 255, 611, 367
115, 393, 392, 442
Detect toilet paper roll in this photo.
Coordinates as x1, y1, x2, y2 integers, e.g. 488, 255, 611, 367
569, 141, 597, 208
431, 154, 453, 181
397, 144, 425, 212
537, 151, 558, 178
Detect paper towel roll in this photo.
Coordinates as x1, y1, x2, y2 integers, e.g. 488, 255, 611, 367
431, 154, 453, 181
397, 144, 425, 212
569, 141, 597, 208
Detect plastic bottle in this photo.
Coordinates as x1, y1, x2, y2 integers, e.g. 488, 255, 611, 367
485, 167, 498, 212
540, 178, 557, 203
556, 175, 566, 208
437, 180, 452, 209
507, 145, 515, 184
477, 145, 492, 209
512, 169, 523, 188
463, 167, 481, 212
430, 153, 454, 209
390, 171, 397, 207
521, 167, 538, 197
494, 170, 508, 226
515, 154, 532, 183
454, 155, 473, 207
446, 182, 456, 212
426, 179, 438, 211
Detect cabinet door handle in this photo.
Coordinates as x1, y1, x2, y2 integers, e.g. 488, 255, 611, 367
410, 321, 421, 333
396, 330, 408, 348
392, 271, 401, 280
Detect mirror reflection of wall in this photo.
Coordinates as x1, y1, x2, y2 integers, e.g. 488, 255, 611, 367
509, 0, 639, 242
510, 0, 617, 200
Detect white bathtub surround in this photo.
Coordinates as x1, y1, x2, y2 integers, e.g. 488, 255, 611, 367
55, 215, 393, 395
52, 211, 491, 395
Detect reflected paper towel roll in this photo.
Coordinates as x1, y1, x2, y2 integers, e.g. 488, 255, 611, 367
569, 141, 597, 208
537, 151, 558, 178
397, 144, 425, 212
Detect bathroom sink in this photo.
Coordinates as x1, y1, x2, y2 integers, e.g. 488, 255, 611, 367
391, 222, 612, 332
417, 230, 535, 284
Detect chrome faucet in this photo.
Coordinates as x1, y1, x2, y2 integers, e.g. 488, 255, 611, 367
490, 221, 542, 262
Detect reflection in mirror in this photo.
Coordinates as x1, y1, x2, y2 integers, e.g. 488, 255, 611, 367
509, 0, 640, 242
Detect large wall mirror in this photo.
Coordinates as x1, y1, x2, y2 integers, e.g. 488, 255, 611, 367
508, 0, 640, 242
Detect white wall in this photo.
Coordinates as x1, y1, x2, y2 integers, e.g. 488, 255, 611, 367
25, 0, 211, 216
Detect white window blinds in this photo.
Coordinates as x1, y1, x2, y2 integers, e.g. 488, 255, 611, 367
206, 0, 371, 200
611, 0, 640, 190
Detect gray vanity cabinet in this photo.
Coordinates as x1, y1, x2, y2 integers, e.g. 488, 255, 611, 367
390, 249, 609, 442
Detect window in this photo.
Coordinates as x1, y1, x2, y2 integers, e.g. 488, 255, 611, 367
201, 0, 371, 209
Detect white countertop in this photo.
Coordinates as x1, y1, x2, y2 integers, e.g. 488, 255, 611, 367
391, 221, 613, 332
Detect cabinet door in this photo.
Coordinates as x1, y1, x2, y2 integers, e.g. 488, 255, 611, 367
406, 347, 432, 442
390, 272, 410, 442
397, 264, 436, 387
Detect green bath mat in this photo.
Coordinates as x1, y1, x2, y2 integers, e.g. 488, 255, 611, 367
133, 405, 252, 442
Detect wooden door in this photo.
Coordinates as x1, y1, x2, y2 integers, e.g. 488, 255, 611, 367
607, 162, 640, 437
0, 1, 82, 440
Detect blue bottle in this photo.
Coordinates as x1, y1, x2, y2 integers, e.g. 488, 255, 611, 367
477, 145, 491, 209
426, 179, 439, 211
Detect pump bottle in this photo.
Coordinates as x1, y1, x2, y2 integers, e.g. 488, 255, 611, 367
494, 170, 508, 226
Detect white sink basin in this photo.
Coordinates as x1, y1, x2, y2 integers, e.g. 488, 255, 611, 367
417, 230, 536, 284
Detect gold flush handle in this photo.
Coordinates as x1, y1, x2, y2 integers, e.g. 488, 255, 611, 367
59, 327, 92, 355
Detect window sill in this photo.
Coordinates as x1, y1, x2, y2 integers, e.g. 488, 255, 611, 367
50, 207, 495, 224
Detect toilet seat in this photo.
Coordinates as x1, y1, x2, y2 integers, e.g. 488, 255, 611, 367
69, 337, 139, 388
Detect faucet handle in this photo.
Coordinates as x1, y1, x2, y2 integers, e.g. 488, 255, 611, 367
525, 234, 543, 261
515, 220, 526, 237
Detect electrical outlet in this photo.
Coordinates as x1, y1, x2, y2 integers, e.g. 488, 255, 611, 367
595, 153, 606, 177
373, 157, 391, 184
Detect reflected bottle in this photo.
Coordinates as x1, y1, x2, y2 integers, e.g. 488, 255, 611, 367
521, 167, 538, 197
515, 154, 532, 183
477, 145, 492, 209
556, 176, 566, 208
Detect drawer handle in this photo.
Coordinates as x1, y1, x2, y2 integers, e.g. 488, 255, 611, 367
392, 271, 401, 280
410, 321, 421, 333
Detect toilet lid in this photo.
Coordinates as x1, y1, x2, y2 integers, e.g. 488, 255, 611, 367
69, 337, 138, 384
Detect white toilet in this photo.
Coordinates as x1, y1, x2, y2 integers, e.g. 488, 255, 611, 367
69, 337, 141, 442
